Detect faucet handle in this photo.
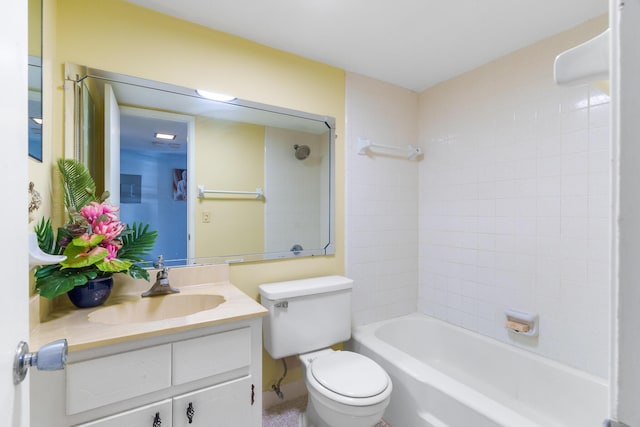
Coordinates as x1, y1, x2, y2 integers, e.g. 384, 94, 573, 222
153, 255, 165, 269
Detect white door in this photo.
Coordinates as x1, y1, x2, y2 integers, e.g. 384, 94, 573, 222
611, 0, 640, 425
118, 106, 195, 262
0, 1, 29, 426
105, 84, 121, 206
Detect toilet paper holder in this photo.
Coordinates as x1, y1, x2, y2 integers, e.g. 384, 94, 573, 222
504, 309, 539, 337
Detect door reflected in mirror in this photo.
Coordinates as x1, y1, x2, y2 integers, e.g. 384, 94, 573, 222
66, 64, 335, 266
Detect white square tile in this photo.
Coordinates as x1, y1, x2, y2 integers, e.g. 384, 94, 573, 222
562, 130, 589, 154
561, 108, 589, 134
561, 174, 588, 196
537, 197, 562, 217
538, 156, 562, 177
562, 152, 589, 175
560, 86, 589, 112
589, 217, 610, 241
561, 195, 588, 217
589, 172, 610, 196
589, 127, 610, 152
589, 103, 610, 129
537, 217, 561, 237
588, 195, 610, 218
537, 176, 562, 197
562, 217, 588, 238
588, 150, 610, 174
538, 135, 562, 158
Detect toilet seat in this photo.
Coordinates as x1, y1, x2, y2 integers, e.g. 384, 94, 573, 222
306, 351, 391, 406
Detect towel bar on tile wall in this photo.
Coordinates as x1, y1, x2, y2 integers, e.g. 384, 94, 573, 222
356, 137, 423, 161
197, 185, 264, 200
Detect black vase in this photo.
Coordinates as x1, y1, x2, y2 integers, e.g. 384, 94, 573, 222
67, 275, 114, 308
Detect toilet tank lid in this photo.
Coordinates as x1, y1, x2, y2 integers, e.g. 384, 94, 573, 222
259, 275, 353, 300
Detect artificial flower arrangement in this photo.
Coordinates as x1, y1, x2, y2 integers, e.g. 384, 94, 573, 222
34, 159, 158, 300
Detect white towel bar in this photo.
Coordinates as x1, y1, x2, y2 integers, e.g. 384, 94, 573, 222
357, 138, 422, 160
197, 185, 264, 200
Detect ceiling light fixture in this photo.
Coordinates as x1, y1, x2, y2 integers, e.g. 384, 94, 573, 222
155, 132, 176, 140
195, 89, 237, 102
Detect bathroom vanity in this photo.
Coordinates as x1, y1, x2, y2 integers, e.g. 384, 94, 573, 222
29, 265, 267, 426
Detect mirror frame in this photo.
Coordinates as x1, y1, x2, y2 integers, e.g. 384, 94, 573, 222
63, 63, 336, 266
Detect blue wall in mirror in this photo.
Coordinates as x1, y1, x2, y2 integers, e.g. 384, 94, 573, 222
120, 150, 188, 264
28, 57, 42, 161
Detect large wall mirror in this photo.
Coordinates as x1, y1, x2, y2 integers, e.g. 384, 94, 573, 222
65, 63, 335, 267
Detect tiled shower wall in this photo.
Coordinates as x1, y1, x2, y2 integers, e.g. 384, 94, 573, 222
418, 16, 610, 377
346, 16, 610, 377
345, 73, 419, 327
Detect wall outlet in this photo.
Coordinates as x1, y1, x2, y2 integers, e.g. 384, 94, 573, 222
202, 211, 211, 223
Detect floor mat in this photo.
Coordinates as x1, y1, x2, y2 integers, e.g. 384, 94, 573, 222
263, 394, 391, 427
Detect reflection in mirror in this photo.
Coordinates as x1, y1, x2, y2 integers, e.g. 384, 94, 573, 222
28, 0, 42, 161
65, 64, 335, 267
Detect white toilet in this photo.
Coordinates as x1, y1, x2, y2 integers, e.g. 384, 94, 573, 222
259, 276, 392, 427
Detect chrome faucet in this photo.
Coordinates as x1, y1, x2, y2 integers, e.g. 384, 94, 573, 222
141, 255, 180, 297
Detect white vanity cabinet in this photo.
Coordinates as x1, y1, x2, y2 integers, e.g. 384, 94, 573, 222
172, 376, 253, 426
30, 317, 263, 427
76, 377, 252, 427
74, 399, 172, 427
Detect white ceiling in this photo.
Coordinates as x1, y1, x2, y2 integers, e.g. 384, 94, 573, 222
124, 0, 608, 92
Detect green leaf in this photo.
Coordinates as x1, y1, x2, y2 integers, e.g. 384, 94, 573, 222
118, 222, 158, 261
34, 263, 61, 279
71, 234, 104, 248
128, 265, 150, 281
57, 158, 99, 217
96, 258, 132, 273
35, 270, 91, 299
60, 243, 108, 269
34, 218, 60, 255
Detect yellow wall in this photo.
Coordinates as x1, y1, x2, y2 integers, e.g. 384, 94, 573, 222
28, 0, 55, 231
195, 118, 265, 256
28, 0, 41, 57
46, 0, 345, 391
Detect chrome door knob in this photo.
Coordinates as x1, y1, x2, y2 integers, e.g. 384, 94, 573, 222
13, 338, 68, 385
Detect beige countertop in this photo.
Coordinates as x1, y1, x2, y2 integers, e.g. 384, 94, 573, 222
30, 266, 268, 352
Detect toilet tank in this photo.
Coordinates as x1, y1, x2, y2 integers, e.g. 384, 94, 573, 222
259, 276, 353, 359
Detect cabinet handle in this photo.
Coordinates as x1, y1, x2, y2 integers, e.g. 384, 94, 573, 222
251, 384, 255, 406
187, 402, 195, 423
153, 412, 162, 427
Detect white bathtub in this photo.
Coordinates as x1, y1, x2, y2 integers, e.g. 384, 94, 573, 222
351, 314, 608, 427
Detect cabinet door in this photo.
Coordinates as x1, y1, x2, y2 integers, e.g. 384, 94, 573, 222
67, 344, 172, 414
172, 327, 251, 385
75, 399, 172, 427
172, 376, 254, 427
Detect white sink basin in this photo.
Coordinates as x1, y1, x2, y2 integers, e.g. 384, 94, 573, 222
88, 294, 226, 325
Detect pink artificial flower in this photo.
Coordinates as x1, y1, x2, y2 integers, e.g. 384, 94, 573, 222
103, 243, 119, 261
93, 220, 126, 243
80, 202, 119, 224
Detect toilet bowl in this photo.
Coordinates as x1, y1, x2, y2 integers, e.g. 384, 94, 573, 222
259, 276, 393, 427
299, 349, 392, 427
